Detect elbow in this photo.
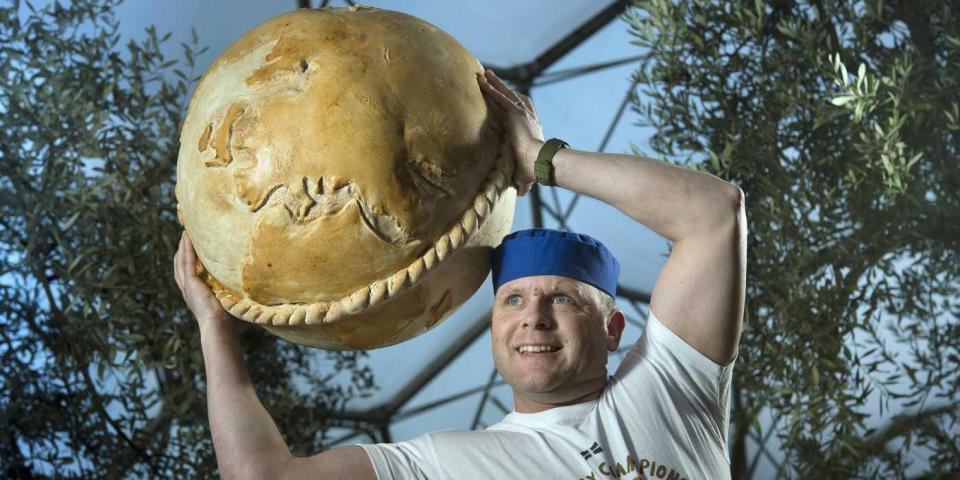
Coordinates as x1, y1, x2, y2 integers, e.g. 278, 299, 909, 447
699, 184, 747, 243
730, 186, 748, 247
734, 184, 747, 217
712, 184, 746, 233
727, 184, 745, 215
677, 184, 747, 241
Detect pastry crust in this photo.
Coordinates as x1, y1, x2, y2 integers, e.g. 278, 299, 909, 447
202, 139, 513, 327
175, 7, 515, 349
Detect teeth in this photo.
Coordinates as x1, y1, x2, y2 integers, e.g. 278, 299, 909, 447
518, 345, 558, 353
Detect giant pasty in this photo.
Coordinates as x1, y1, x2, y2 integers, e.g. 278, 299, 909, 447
175, 6, 515, 349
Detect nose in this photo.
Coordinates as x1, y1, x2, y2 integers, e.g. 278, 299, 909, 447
521, 298, 554, 330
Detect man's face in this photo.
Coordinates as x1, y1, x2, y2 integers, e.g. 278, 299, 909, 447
491, 275, 620, 408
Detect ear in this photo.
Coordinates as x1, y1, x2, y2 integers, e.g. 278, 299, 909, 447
604, 309, 626, 352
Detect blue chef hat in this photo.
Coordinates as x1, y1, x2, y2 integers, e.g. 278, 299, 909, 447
491, 228, 620, 298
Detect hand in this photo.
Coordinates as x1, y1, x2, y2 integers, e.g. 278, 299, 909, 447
173, 231, 238, 334
477, 69, 544, 196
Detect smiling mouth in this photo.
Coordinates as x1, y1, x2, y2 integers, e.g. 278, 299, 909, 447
516, 345, 562, 354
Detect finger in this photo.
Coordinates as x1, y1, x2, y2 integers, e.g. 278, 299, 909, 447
487, 84, 523, 112
496, 88, 527, 115
182, 231, 196, 260
174, 259, 181, 287
481, 93, 509, 136
174, 235, 184, 285
481, 92, 506, 124
485, 70, 528, 110
183, 234, 203, 277
486, 117, 505, 136
177, 232, 188, 265
481, 71, 523, 110
478, 74, 504, 106
479, 83, 501, 110
484, 69, 516, 98
519, 94, 536, 115
178, 233, 196, 282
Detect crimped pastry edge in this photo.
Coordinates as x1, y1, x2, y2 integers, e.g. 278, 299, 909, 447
211, 145, 513, 327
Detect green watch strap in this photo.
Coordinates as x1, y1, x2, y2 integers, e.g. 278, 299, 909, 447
534, 138, 569, 186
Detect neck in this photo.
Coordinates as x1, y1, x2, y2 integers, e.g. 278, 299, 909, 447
512, 384, 605, 414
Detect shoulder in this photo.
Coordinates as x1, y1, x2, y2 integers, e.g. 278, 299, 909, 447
611, 311, 735, 413
620, 310, 736, 378
608, 312, 735, 445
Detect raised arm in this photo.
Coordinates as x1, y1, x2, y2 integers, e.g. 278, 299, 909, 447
479, 70, 747, 365
173, 232, 375, 479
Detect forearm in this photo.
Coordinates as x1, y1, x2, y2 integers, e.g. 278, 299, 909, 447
478, 70, 746, 363
200, 320, 289, 478
547, 146, 742, 242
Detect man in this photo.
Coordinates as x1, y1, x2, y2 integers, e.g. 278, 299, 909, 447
173, 69, 747, 479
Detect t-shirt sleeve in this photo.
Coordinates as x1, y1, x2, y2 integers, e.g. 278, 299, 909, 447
612, 309, 736, 449
358, 438, 435, 480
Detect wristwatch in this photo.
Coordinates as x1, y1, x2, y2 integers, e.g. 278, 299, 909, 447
534, 138, 569, 186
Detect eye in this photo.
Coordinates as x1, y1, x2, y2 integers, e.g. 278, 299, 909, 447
506, 295, 522, 306
552, 294, 572, 305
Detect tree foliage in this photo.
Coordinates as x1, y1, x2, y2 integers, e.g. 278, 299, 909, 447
0, 1, 374, 476
626, 0, 959, 477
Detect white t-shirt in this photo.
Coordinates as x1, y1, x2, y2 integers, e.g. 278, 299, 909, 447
360, 311, 734, 479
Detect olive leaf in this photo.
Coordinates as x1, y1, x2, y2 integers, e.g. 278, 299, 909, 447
628, 0, 959, 476
0, 1, 376, 477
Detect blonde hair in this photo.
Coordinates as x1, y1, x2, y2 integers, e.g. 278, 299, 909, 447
576, 281, 617, 322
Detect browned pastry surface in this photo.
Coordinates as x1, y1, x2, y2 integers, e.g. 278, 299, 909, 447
175, 7, 515, 349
